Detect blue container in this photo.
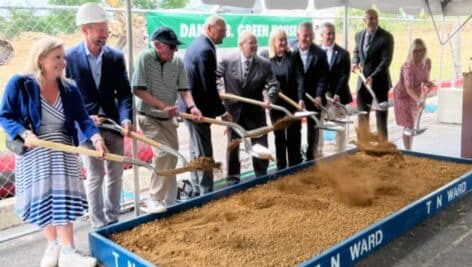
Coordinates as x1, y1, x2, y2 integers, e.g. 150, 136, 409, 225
323, 130, 336, 141
90, 150, 472, 267
424, 103, 437, 113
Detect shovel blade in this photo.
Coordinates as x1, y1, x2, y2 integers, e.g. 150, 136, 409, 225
250, 144, 274, 160
412, 128, 427, 136
404, 127, 427, 136
293, 111, 317, 117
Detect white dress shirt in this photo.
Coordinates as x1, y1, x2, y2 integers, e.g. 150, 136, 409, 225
299, 49, 309, 72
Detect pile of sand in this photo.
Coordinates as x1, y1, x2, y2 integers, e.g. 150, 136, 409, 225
111, 152, 471, 266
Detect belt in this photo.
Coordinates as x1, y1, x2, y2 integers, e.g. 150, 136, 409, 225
137, 111, 170, 121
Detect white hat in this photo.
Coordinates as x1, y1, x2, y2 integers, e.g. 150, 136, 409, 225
76, 3, 108, 26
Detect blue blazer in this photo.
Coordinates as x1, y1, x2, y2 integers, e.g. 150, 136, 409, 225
66, 43, 132, 142
180, 35, 226, 117
0, 74, 99, 146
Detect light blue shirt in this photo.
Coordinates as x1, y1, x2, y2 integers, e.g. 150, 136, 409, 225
83, 42, 104, 89
83, 43, 131, 126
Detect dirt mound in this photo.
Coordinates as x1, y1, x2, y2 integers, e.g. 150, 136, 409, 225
112, 153, 471, 266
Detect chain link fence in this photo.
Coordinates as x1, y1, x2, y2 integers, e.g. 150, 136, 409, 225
0, 3, 470, 233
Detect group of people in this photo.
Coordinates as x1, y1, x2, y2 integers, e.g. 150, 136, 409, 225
0, 2, 433, 266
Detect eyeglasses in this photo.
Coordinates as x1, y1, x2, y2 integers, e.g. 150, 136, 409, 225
168, 44, 177, 50
413, 48, 425, 53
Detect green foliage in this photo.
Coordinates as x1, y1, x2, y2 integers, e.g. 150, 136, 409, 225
0, 0, 103, 39
48, 0, 100, 5
133, 0, 157, 9
159, 0, 189, 9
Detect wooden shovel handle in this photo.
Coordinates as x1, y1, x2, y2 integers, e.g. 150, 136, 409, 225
278, 92, 302, 110
30, 138, 125, 163
129, 131, 162, 149
219, 92, 266, 107
178, 112, 224, 125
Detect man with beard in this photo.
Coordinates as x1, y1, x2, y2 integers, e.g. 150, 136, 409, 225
352, 9, 394, 141
66, 3, 133, 228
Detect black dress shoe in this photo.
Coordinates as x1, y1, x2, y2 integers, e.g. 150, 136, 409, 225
226, 176, 241, 186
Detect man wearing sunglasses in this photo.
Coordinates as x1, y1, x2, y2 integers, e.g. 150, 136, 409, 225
132, 27, 202, 213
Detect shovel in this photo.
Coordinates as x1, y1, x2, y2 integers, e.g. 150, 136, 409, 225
178, 112, 274, 160
98, 117, 188, 165
357, 71, 389, 111
304, 92, 354, 124
277, 92, 345, 132
28, 138, 161, 174
219, 92, 315, 119
30, 137, 217, 177
403, 91, 429, 137
325, 95, 368, 116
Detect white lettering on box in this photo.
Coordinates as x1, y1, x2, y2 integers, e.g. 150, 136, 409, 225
446, 181, 467, 202
349, 230, 383, 260
128, 262, 136, 267
112, 251, 119, 267
331, 253, 340, 267
436, 195, 442, 208
426, 200, 432, 214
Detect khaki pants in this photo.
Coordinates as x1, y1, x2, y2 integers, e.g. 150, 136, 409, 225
81, 129, 124, 228
138, 115, 178, 206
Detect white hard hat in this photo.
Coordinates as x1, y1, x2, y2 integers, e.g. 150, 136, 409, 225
76, 3, 108, 26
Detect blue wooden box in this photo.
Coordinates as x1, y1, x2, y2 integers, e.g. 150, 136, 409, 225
89, 150, 472, 267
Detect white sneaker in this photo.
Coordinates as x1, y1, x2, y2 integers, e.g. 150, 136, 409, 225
140, 199, 167, 214
58, 250, 97, 267
40, 242, 60, 267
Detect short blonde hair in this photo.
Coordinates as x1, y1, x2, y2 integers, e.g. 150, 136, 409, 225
24, 37, 70, 87
407, 38, 427, 63
268, 29, 291, 59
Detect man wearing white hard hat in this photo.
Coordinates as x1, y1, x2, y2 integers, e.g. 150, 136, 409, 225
65, 3, 133, 231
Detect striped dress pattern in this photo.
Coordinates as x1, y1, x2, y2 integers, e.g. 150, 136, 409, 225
15, 95, 88, 227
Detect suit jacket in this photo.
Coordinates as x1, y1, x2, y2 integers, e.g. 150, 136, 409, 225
66, 43, 133, 143
326, 44, 353, 105
292, 43, 330, 109
216, 52, 279, 127
181, 35, 226, 117
352, 27, 394, 99
0, 74, 98, 146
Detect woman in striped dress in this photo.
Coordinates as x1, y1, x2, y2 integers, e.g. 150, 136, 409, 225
0, 37, 107, 267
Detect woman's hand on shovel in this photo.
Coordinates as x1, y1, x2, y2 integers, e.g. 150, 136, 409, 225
23, 130, 38, 148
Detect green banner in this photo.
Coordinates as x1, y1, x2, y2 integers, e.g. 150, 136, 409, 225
145, 12, 310, 48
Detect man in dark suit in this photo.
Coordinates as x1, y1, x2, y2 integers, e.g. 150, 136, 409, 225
292, 22, 330, 160
352, 9, 394, 141
66, 3, 133, 228
181, 15, 231, 196
216, 31, 279, 181
320, 22, 352, 152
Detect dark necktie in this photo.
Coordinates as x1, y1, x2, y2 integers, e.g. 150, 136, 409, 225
243, 60, 250, 80
364, 33, 372, 53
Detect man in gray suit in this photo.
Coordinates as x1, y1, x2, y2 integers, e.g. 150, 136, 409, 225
216, 31, 279, 183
